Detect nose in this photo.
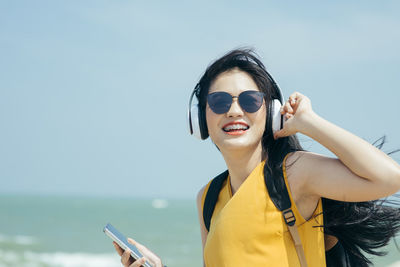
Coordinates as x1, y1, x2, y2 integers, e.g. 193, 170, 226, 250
226, 96, 244, 117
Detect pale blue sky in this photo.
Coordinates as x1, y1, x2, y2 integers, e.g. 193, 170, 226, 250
1, 1, 400, 198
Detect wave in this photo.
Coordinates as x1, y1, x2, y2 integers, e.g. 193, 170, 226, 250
389, 261, 400, 267
0, 234, 36, 246
151, 198, 168, 209
0, 249, 121, 267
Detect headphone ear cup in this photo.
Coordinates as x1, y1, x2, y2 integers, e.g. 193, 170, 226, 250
190, 104, 203, 139
198, 104, 209, 140
270, 99, 283, 135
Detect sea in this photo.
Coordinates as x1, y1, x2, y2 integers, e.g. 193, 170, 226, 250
0, 194, 399, 267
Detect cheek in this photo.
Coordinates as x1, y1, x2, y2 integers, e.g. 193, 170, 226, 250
255, 118, 266, 136
252, 107, 267, 131
205, 109, 218, 134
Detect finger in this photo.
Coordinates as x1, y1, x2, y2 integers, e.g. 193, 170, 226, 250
273, 129, 284, 140
129, 257, 146, 267
275, 127, 291, 139
121, 249, 133, 266
289, 92, 303, 105
113, 242, 124, 256
127, 238, 137, 246
289, 91, 301, 100
283, 101, 293, 113
128, 238, 147, 253
127, 238, 150, 263
285, 113, 293, 120
280, 105, 285, 114
127, 238, 144, 252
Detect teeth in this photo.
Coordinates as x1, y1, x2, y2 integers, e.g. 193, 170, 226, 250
223, 124, 249, 131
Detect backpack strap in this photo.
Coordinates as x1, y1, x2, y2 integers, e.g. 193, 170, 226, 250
202, 170, 229, 232
283, 208, 309, 267
265, 155, 308, 267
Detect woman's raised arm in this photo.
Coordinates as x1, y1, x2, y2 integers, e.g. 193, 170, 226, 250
275, 92, 400, 201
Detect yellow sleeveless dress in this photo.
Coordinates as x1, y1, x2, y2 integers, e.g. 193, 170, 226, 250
201, 155, 326, 267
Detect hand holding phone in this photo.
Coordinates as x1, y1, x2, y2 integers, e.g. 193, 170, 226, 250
104, 223, 164, 267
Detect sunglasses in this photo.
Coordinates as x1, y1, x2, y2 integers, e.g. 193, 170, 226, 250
207, 90, 265, 114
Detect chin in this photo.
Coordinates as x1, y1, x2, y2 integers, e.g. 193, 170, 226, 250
217, 138, 262, 153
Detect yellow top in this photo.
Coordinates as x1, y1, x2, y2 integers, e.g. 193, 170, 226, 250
201, 155, 326, 267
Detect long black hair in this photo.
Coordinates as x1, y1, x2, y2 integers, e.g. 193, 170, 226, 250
196, 48, 400, 266
321, 137, 400, 266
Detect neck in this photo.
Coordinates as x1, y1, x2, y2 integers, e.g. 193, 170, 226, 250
220, 143, 265, 195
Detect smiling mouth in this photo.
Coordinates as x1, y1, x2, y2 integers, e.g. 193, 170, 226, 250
222, 123, 249, 133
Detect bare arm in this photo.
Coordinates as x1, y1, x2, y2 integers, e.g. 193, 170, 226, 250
276, 92, 400, 202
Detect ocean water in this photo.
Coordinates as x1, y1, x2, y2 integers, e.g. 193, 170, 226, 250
0, 195, 202, 267
0, 195, 399, 267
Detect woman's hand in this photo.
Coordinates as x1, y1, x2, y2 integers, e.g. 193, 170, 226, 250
113, 238, 163, 267
274, 91, 315, 139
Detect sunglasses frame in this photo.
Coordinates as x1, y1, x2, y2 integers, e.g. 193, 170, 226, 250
207, 90, 265, 114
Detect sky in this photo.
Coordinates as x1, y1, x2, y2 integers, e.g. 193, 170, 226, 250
1, 1, 400, 199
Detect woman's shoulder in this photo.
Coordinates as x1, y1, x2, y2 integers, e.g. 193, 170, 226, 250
284, 151, 308, 193
196, 184, 208, 207
196, 170, 229, 208
196, 179, 214, 211
284, 150, 309, 176
284, 150, 328, 176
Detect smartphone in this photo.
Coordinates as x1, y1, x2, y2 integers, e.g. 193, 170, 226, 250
103, 223, 152, 267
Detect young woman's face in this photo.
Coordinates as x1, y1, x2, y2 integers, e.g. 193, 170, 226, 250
206, 68, 266, 153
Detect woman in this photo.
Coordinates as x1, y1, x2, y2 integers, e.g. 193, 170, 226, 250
114, 49, 400, 267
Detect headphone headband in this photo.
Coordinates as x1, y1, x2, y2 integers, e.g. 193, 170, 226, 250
265, 72, 284, 102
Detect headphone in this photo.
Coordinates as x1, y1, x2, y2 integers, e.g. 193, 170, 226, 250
188, 70, 285, 140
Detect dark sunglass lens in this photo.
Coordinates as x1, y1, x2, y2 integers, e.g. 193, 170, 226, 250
239, 91, 264, 113
207, 92, 232, 114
